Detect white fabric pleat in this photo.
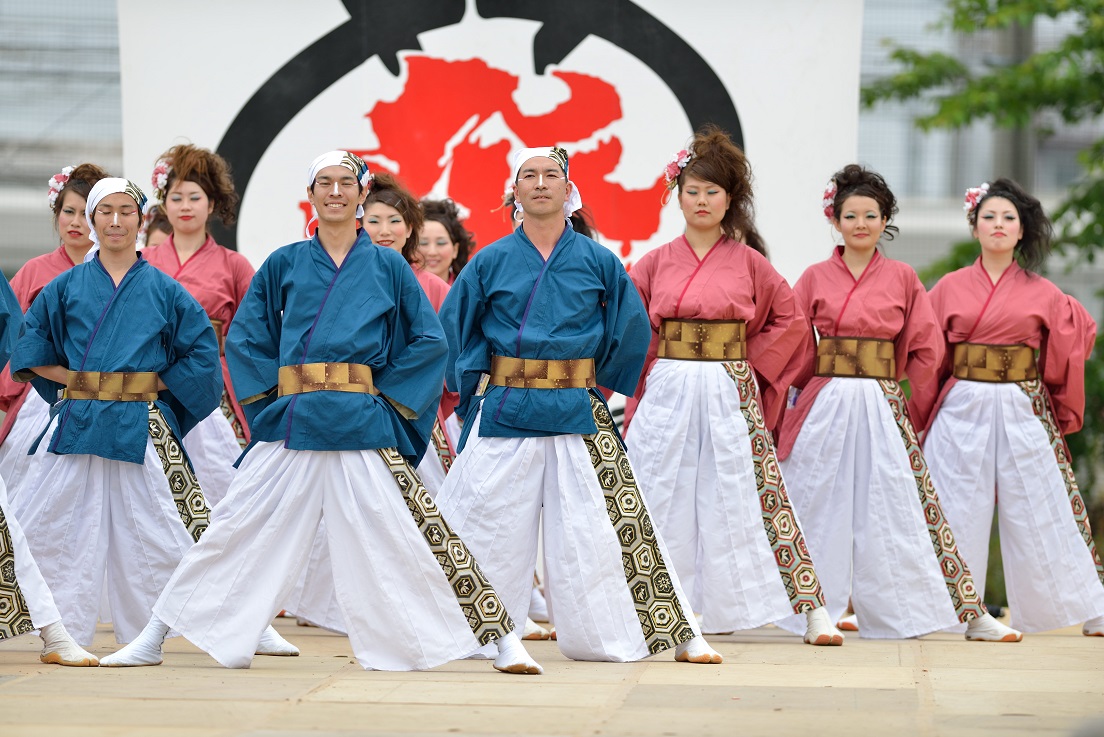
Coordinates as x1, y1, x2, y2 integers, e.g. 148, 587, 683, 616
154, 441, 487, 670
434, 408, 699, 662
181, 408, 239, 509
925, 381, 1104, 632
778, 378, 960, 638
416, 444, 446, 498
0, 478, 62, 630
626, 359, 797, 633
0, 392, 53, 512
18, 418, 196, 645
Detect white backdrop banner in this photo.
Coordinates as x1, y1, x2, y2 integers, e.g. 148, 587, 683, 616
117, 0, 863, 282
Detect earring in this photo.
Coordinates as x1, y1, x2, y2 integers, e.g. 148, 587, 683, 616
513, 207, 524, 223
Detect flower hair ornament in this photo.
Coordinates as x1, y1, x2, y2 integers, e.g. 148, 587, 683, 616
151, 158, 171, 203
47, 166, 74, 209
822, 178, 838, 223
663, 149, 692, 191
963, 182, 990, 215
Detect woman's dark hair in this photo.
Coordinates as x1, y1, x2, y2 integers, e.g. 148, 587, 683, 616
421, 198, 475, 275
158, 143, 239, 227
52, 162, 108, 225
365, 171, 423, 264
966, 177, 1052, 272
677, 125, 765, 255
829, 164, 899, 241
569, 205, 597, 239
740, 226, 769, 258
143, 204, 173, 243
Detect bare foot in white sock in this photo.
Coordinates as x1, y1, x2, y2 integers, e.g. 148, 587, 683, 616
256, 625, 299, 656
804, 606, 844, 646
675, 636, 723, 664
493, 632, 543, 675
965, 612, 1022, 642
99, 616, 169, 666
39, 621, 98, 667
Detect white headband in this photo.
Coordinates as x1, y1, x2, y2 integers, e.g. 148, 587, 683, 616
85, 178, 147, 247
306, 151, 372, 235
509, 147, 583, 219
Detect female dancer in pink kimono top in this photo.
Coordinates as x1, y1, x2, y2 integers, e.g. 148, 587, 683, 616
925, 178, 1104, 636
142, 144, 255, 508
626, 126, 841, 644
0, 163, 107, 504
778, 165, 1019, 641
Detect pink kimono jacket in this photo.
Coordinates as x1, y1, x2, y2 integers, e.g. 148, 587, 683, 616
0, 245, 79, 442
927, 259, 1096, 436
143, 235, 255, 442
414, 266, 458, 421
629, 235, 807, 433
777, 247, 943, 460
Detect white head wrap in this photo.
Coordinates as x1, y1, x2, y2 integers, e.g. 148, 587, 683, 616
508, 146, 583, 220
84, 177, 148, 248
306, 150, 373, 236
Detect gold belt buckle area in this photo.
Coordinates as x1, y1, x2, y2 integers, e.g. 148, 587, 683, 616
63, 370, 160, 401
656, 319, 747, 361
277, 363, 379, 396
488, 356, 596, 389
952, 343, 1037, 383
814, 337, 896, 380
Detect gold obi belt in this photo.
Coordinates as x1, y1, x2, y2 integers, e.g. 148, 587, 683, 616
210, 318, 226, 356
488, 356, 596, 389
952, 343, 1037, 383
815, 337, 896, 380
656, 319, 746, 361
63, 371, 160, 401
277, 363, 379, 396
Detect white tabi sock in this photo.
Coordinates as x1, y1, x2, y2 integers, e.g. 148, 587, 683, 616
39, 621, 98, 667
529, 585, 549, 623
493, 632, 543, 675
965, 612, 1022, 642
674, 635, 723, 664
804, 606, 845, 646
99, 616, 170, 667
1084, 615, 1104, 637
256, 625, 300, 656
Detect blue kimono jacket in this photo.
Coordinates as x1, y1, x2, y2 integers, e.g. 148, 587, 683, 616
438, 224, 650, 448
227, 233, 446, 463
11, 255, 222, 464
0, 276, 23, 371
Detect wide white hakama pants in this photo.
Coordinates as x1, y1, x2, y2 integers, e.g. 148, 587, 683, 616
779, 378, 962, 638
0, 391, 52, 511
627, 359, 801, 633
154, 441, 504, 670
0, 477, 62, 637
182, 408, 239, 509
435, 405, 700, 662
926, 380, 1104, 632
18, 419, 196, 645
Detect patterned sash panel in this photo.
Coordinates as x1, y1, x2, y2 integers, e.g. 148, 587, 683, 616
582, 395, 695, 654
375, 448, 514, 646
220, 390, 248, 449
722, 361, 825, 614
1017, 380, 1104, 585
430, 412, 454, 475
0, 508, 34, 641
877, 380, 985, 622
147, 403, 210, 543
